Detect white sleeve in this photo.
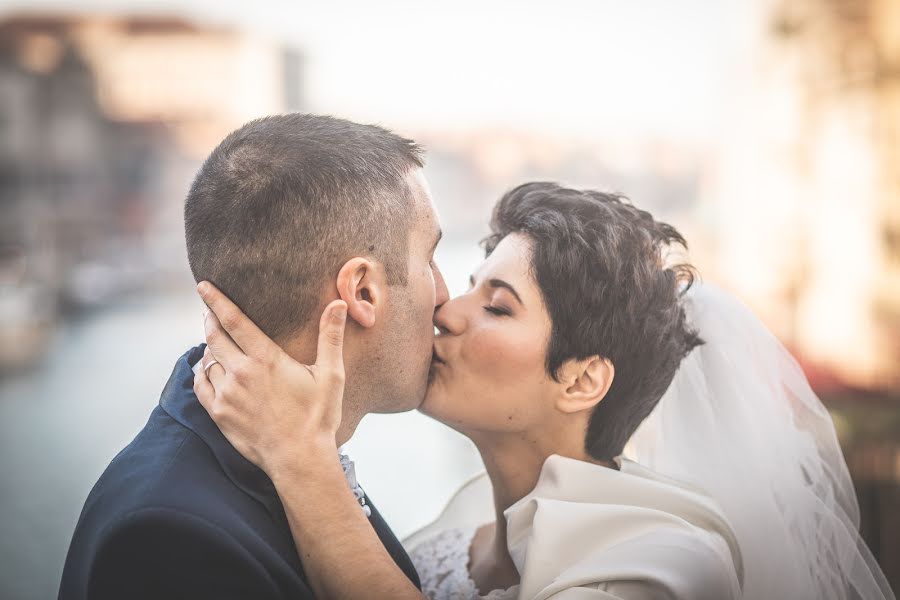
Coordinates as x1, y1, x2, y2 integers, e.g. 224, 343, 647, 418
533, 529, 741, 600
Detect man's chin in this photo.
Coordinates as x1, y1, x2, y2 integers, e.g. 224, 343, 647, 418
371, 386, 428, 415
368, 367, 433, 414
371, 400, 421, 415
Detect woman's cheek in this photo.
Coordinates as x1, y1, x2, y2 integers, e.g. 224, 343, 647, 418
470, 327, 541, 378
467, 329, 545, 421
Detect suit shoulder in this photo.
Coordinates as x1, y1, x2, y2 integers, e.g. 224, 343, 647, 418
91, 408, 228, 509
86, 507, 287, 599
101, 505, 256, 558
71, 410, 257, 563
98, 406, 193, 474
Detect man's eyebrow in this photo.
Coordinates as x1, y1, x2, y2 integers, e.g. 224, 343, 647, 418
469, 274, 525, 307
431, 229, 443, 253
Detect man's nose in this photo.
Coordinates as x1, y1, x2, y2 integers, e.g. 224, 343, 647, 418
433, 303, 450, 335
433, 263, 450, 308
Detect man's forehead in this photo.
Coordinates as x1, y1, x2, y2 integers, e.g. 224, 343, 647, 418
406, 168, 442, 233
406, 166, 429, 188
406, 168, 434, 206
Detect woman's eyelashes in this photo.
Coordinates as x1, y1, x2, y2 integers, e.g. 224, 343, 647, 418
468, 276, 513, 316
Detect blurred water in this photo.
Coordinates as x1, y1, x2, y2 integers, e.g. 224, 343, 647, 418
0, 292, 207, 600
0, 240, 487, 600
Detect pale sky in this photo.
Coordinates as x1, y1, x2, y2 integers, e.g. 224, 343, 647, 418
2, 0, 755, 144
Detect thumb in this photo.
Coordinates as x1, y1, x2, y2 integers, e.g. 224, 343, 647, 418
315, 300, 347, 377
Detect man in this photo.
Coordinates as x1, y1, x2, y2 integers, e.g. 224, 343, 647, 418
59, 114, 449, 599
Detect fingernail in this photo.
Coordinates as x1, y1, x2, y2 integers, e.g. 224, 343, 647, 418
197, 282, 209, 296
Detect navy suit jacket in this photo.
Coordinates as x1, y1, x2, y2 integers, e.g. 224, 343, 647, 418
59, 344, 420, 599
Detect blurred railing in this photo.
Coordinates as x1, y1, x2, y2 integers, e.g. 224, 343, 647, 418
826, 393, 900, 593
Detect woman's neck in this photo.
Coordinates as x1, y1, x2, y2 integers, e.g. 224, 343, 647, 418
471, 430, 616, 562
478, 436, 548, 525
464, 433, 547, 592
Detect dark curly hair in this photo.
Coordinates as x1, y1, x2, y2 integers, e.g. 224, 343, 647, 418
482, 182, 702, 461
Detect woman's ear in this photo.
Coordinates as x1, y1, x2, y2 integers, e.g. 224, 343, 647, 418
335, 257, 382, 328
556, 356, 615, 414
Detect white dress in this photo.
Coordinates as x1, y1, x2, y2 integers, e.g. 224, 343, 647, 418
406, 455, 743, 600
410, 527, 519, 600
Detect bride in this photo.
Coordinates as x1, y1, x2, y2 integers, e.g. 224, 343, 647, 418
194, 182, 892, 600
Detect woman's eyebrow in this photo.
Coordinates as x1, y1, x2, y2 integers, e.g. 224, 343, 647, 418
488, 278, 524, 306
469, 274, 524, 307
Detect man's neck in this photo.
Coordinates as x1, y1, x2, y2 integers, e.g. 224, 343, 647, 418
282, 332, 363, 449
334, 407, 363, 448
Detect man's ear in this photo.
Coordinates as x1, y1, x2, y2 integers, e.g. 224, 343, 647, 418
335, 257, 382, 329
555, 356, 615, 414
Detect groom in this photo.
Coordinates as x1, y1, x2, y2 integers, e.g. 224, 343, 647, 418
59, 114, 449, 599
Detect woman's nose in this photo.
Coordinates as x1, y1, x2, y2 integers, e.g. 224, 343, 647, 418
433, 296, 466, 336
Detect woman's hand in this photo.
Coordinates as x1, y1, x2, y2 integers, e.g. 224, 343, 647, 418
192, 281, 347, 479
193, 282, 424, 600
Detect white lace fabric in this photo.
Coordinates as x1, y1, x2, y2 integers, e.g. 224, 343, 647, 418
410, 528, 519, 600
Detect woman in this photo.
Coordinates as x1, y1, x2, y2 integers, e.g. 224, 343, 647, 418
195, 183, 892, 600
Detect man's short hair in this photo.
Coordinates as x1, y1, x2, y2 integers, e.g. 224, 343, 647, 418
184, 114, 424, 341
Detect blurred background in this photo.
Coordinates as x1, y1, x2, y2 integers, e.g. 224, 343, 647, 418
0, 1, 897, 598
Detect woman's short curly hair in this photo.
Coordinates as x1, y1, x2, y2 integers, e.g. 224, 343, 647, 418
482, 182, 702, 461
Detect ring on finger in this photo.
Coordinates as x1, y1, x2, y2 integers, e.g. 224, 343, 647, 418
203, 357, 221, 375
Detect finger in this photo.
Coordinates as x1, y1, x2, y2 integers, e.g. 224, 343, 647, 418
203, 308, 245, 370
314, 300, 347, 376
202, 347, 227, 388
197, 281, 277, 359
193, 362, 217, 412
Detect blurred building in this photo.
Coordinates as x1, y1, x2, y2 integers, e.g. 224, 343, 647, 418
708, 0, 900, 394
704, 0, 900, 584
0, 14, 300, 368
419, 130, 702, 248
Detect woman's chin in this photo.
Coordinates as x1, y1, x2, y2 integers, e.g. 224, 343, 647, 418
419, 390, 476, 437
420, 382, 442, 418
420, 382, 456, 424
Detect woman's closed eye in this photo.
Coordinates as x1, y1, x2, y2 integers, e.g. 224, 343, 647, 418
484, 305, 512, 317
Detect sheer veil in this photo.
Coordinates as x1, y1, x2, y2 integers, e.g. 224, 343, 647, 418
624, 283, 894, 600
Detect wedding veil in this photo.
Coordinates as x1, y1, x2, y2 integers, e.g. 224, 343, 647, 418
624, 283, 894, 600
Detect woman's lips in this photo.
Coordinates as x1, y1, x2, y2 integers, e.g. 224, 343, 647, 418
431, 347, 446, 365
